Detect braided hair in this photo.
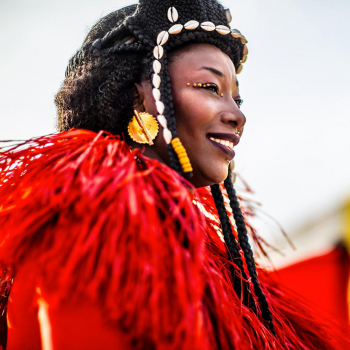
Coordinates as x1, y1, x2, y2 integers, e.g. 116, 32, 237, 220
55, 0, 275, 334
223, 169, 275, 334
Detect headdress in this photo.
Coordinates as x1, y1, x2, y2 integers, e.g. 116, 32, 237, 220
63, 0, 275, 334
65, 0, 248, 178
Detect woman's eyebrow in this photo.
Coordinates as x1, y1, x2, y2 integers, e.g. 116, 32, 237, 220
199, 66, 239, 87
199, 66, 224, 77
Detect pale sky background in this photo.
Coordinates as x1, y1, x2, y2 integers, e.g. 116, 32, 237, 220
1, 0, 350, 260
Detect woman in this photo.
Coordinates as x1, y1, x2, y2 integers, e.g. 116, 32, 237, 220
0, 0, 347, 349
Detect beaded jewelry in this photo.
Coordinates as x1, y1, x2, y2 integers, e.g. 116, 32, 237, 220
171, 138, 193, 173
150, 5, 249, 175
187, 82, 224, 97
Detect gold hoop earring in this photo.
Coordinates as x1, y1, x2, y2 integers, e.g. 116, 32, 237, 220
128, 110, 159, 145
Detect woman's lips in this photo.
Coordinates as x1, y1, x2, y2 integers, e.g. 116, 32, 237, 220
207, 135, 236, 160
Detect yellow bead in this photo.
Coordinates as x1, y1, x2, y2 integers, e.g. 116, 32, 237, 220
179, 158, 190, 165
178, 157, 189, 162
171, 138, 193, 173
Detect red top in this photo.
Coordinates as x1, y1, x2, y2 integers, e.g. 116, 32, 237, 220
1, 130, 348, 349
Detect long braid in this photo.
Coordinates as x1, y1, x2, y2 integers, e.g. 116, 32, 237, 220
157, 54, 185, 174
210, 184, 257, 314
224, 171, 276, 334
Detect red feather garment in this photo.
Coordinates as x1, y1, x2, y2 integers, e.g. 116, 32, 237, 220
0, 130, 348, 349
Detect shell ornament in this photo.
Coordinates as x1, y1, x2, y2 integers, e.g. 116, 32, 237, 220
150, 6, 248, 174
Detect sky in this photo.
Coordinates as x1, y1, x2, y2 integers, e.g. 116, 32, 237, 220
1, 0, 350, 257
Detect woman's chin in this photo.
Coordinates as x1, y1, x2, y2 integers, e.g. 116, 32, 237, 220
191, 166, 229, 188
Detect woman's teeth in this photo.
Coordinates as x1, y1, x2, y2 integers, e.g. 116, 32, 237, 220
209, 137, 234, 150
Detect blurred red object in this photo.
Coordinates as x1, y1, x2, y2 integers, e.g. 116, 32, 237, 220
274, 245, 350, 322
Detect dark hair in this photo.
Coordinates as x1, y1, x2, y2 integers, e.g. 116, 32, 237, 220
56, 5, 145, 138
55, 0, 275, 334
55, 1, 244, 148
223, 170, 275, 334
210, 170, 275, 334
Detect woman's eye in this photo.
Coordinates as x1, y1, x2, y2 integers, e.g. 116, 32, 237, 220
203, 83, 219, 94
234, 98, 243, 108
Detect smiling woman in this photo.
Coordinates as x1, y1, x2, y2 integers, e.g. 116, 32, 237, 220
133, 43, 245, 187
166, 44, 245, 186
0, 0, 348, 349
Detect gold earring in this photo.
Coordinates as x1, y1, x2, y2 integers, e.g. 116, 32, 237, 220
128, 110, 159, 145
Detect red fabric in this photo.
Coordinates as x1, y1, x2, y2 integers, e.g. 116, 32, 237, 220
0, 130, 349, 349
274, 247, 350, 322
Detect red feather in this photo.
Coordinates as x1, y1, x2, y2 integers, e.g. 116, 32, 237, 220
0, 130, 348, 349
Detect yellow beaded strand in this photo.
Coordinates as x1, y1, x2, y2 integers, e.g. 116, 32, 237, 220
171, 138, 193, 174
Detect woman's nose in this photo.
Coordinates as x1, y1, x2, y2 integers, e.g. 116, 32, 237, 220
221, 101, 246, 131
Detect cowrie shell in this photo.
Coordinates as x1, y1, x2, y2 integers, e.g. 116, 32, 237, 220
153, 45, 164, 59
163, 128, 172, 144
168, 24, 183, 34
184, 20, 199, 30
157, 31, 169, 46
153, 60, 161, 74
152, 74, 161, 88
241, 54, 248, 63
216, 25, 230, 35
243, 45, 248, 55
231, 29, 242, 38
157, 115, 168, 129
156, 101, 165, 115
201, 22, 215, 31
152, 88, 161, 101
236, 64, 243, 74
240, 36, 248, 44
167, 7, 179, 23
225, 9, 232, 23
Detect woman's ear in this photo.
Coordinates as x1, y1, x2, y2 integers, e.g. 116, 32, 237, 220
133, 81, 158, 116
133, 83, 146, 112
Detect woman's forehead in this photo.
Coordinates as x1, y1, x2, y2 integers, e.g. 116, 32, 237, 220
170, 44, 236, 79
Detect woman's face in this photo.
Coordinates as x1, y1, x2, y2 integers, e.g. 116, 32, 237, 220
139, 43, 246, 188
